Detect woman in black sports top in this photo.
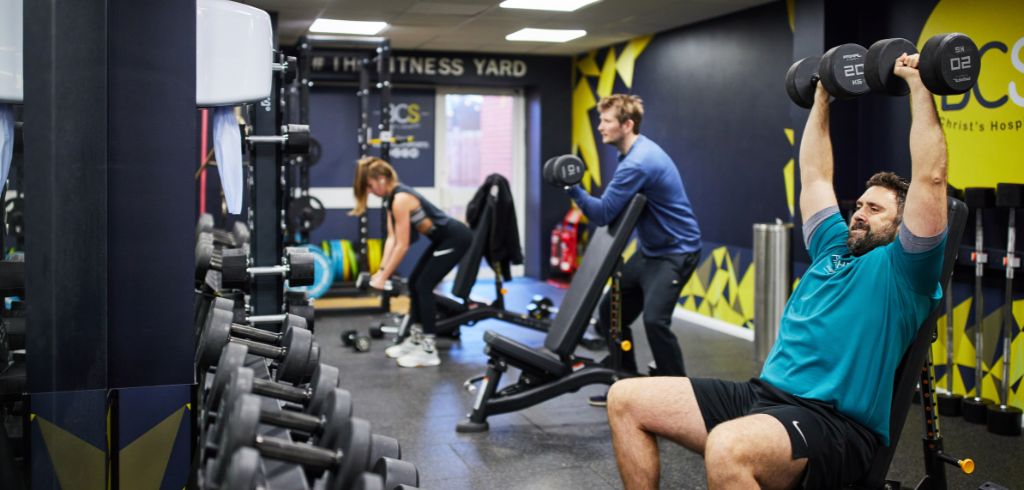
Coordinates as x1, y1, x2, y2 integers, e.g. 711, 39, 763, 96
352, 157, 471, 367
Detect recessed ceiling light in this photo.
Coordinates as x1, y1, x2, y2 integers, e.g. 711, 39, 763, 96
499, 0, 601, 12
309, 18, 388, 35
506, 28, 586, 43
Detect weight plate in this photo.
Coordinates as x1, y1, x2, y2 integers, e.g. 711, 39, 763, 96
287, 196, 326, 234
341, 240, 358, 280
818, 43, 869, 99
330, 240, 345, 280
367, 238, 382, 274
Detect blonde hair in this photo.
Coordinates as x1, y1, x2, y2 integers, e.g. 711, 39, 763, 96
597, 94, 644, 134
350, 156, 398, 216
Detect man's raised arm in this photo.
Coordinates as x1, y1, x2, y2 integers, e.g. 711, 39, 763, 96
798, 83, 840, 224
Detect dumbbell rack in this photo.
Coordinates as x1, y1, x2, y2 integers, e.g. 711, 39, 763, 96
197, 353, 309, 489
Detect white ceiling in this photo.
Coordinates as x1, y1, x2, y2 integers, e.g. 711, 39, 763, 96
243, 0, 775, 55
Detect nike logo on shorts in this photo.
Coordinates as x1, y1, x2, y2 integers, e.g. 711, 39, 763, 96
434, 248, 455, 257
792, 420, 808, 447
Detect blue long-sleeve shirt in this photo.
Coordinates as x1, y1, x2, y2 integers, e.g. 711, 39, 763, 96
567, 135, 701, 256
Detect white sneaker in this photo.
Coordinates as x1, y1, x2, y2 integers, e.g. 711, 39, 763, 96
396, 338, 441, 368
384, 334, 420, 359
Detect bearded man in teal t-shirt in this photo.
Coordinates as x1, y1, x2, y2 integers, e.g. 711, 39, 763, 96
605, 53, 950, 490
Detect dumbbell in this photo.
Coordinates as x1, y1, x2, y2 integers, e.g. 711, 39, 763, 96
218, 447, 265, 490
543, 154, 585, 188
205, 299, 309, 344
196, 216, 251, 248
865, 33, 980, 96
206, 344, 339, 420
342, 330, 372, 352
220, 246, 316, 290
197, 308, 317, 383
355, 271, 400, 297
205, 367, 354, 456
208, 295, 315, 335
526, 295, 556, 320
273, 53, 298, 84
212, 394, 418, 490
216, 381, 405, 479
786, 43, 870, 108
247, 123, 311, 155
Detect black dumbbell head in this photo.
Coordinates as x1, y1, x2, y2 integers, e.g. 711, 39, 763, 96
285, 124, 311, 155
350, 473, 386, 490
287, 248, 316, 287
275, 326, 314, 383
195, 240, 214, 279
865, 38, 918, 96
222, 447, 264, 490
996, 183, 1024, 208
220, 248, 250, 288
965, 187, 997, 209
919, 33, 980, 96
214, 393, 262, 486
548, 155, 585, 187
197, 308, 234, 368
542, 156, 558, 186
341, 329, 358, 347
369, 434, 402, 468
208, 343, 249, 411
196, 213, 214, 237
372, 457, 420, 489
818, 43, 870, 100
307, 363, 341, 414
329, 417, 374, 490
284, 56, 298, 84
316, 388, 354, 448
232, 221, 250, 246
785, 56, 821, 109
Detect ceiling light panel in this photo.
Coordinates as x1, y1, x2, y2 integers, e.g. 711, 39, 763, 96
309, 18, 388, 35
499, 0, 601, 12
505, 28, 586, 42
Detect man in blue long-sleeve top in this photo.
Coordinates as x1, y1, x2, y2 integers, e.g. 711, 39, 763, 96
567, 94, 702, 405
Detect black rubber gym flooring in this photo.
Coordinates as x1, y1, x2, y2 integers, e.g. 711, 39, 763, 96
314, 278, 1024, 489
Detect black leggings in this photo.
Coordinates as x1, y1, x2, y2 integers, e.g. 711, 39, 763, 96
408, 221, 472, 335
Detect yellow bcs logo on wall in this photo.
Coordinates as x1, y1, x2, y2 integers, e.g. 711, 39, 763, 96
920, 0, 1023, 188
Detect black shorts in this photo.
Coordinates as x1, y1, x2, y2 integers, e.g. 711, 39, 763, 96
690, 377, 879, 490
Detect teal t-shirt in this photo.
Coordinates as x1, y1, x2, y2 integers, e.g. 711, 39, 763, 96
760, 209, 946, 446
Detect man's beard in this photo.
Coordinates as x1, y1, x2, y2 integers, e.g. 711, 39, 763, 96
847, 220, 897, 256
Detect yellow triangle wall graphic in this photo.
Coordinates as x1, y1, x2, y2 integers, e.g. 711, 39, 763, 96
120, 406, 186, 490
577, 50, 600, 77
615, 36, 653, 88
784, 129, 795, 218
572, 78, 601, 190
597, 48, 618, 98
35, 415, 106, 490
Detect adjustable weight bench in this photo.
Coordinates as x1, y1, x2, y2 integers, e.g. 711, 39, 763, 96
456, 194, 647, 432
428, 183, 550, 337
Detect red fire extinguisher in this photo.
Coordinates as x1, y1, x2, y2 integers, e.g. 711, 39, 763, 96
550, 224, 562, 270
